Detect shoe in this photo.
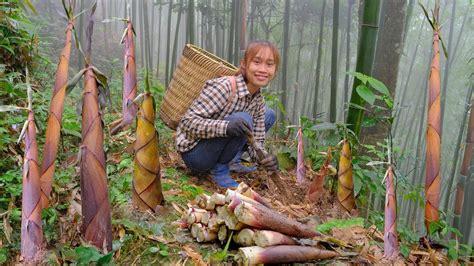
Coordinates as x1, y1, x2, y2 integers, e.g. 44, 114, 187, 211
229, 151, 257, 174
211, 163, 238, 188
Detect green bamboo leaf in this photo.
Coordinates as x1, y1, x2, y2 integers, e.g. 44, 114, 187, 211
0, 44, 15, 55
316, 218, 364, 233
17, 120, 28, 144
73, 9, 89, 21
347, 102, 368, 111
418, 3, 435, 30
310, 122, 337, 131
66, 68, 87, 95
347, 71, 367, 84
367, 77, 390, 96
23, 0, 37, 14
439, 34, 449, 59
356, 85, 375, 105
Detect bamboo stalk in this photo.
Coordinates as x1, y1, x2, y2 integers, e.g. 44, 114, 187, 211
254, 230, 297, 247
238, 246, 337, 265
234, 202, 320, 238
39, 7, 75, 208
233, 228, 255, 246
21, 73, 43, 261
337, 140, 355, 212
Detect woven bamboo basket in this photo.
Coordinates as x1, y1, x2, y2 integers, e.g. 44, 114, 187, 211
160, 44, 239, 129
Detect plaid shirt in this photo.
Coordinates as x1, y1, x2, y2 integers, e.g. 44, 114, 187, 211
176, 74, 266, 161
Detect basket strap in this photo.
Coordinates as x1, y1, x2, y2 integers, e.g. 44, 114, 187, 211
227, 76, 237, 105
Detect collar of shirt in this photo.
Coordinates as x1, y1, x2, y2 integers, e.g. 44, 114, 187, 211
235, 74, 261, 99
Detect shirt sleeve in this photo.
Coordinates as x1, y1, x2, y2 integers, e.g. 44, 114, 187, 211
247, 95, 267, 161
179, 79, 231, 139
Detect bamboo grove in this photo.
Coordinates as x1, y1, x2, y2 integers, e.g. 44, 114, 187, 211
2, 0, 473, 263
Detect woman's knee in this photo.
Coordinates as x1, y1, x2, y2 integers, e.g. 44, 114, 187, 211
265, 106, 276, 132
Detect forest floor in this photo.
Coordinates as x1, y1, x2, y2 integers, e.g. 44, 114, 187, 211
12, 125, 453, 265
2, 96, 464, 264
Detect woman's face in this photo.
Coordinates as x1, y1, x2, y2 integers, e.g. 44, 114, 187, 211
241, 47, 276, 92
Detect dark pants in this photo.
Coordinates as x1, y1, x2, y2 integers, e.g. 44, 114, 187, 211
181, 107, 276, 173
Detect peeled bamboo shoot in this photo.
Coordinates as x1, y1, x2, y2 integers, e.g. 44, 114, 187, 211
238, 246, 337, 265
254, 230, 297, 247
233, 228, 255, 246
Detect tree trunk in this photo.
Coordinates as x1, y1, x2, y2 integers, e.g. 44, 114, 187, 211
171, 0, 184, 74
452, 83, 474, 236
233, 0, 241, 65
156, 3, 162, 78
227, 0, 236, 62
143, 0, 152, 70
361, 0, 407, 144
329, 0, 339, 123
342, 0, 354, 121
346, 0, 381, 138
281, 0, 290, 112
165, 0, 173, 86
440, 1, 456, 126
187, 0, 195, 44
312, 0, 326, 117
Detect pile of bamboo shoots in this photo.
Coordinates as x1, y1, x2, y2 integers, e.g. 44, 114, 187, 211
180, 183, 337, 265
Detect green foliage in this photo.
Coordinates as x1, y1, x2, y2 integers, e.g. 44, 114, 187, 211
0, 247, 7, 264
211, 231, 233, 263
148, 243, 169, 257
316, 218, 365, 234
0, 1, 38, 74
113, 219, 164, 238
61, 245, 113, 265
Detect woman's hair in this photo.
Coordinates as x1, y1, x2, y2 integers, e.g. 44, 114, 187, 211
240, 40, 280, 74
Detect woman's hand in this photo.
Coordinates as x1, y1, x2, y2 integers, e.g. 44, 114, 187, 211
259, 154, 278, 172
226, 118, 252, 137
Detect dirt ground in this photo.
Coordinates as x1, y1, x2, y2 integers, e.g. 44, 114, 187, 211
159, 151, 455, 265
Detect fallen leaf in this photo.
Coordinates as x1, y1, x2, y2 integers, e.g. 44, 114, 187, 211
148, 235, 174, 244
2, 216, 12, 244
182, 245, 207, 266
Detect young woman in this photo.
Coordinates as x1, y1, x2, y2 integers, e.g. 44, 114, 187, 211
176, 41, 280, 188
